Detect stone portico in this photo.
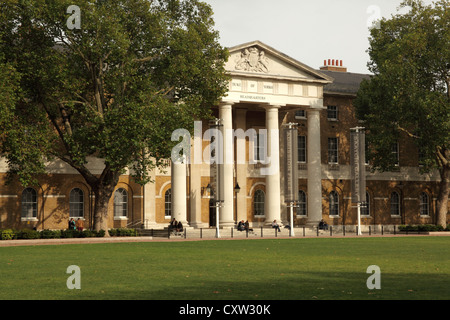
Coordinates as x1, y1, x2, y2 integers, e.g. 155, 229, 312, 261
165, 41, 333, 229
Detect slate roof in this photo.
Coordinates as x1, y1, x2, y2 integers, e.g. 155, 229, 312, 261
318, 70, 372, 96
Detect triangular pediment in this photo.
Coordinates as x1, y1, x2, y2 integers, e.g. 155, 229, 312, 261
226, 41, 332, 83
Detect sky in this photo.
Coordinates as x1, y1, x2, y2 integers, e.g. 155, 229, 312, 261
203, 0, 436, 74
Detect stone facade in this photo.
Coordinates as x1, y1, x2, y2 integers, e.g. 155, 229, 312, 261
0, 41, 448, 231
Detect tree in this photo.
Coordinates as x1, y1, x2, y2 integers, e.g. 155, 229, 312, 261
0, 0, 229, 233
355, 0, 449, 227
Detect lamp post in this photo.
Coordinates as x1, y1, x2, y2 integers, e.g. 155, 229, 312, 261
209, 118, 224, 238
234, 182, 240, 224
283, 122, 298, 237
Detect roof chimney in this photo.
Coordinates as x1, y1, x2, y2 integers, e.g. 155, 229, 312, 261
320, 58, 347, 72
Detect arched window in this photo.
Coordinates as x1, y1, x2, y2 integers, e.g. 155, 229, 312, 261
254, 190, 265, 217
390, 192, 400, 216
329, 191, 339, 216
21, 188, 37, 219
114, 188, 128, 218
297, 190, 307, 216
69, 188, 84, 218
420, 192, 429, 216
361, 192, 370, 216
165, 188, 172, 218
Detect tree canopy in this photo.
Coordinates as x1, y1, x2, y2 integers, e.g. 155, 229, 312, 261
0, 0, 229, 231
355, 0, 449, 227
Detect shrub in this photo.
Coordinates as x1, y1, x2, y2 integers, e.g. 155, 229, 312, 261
1, 229, 17, 240
18, 229, 40, 239
399, 225, 445, 232
40, 230, 61, 239
109, 228, 137, 237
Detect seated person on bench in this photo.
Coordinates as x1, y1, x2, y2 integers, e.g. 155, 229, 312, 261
319, 219, 329, 230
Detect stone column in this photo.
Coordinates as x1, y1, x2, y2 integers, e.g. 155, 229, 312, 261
219, 103, 235, 227
264, 105, 282, 226
307, 107, 323, 226
143, 168, 159, 229
171, 159, 188, 225
234, 109, 248, 223
189, 124, 206, 228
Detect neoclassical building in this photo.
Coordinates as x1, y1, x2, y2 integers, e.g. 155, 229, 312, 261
0, 41, 448, 231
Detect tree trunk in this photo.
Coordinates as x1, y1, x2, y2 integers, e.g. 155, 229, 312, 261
436, 165, 449, 228
93, 190, 112, 236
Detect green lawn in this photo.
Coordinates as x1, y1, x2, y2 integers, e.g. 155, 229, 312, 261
0, 237, 449, 300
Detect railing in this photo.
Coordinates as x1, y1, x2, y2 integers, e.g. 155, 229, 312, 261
141, 225, 403, 240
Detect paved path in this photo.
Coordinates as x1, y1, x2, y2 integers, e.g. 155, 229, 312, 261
1, 231, 448, 247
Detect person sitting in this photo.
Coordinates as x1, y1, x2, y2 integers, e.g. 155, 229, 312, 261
237, 220, 245, 231
319, 219, 329, 231
244, 220, 253, 232
177, 221, 183, 234
169, 218, 177, 232
272, 220, 281, 232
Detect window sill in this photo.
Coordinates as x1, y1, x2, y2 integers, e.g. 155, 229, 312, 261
21, 217, 38, 222
114, 216, 128, 221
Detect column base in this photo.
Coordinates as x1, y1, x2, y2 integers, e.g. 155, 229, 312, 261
219, 220, 236, 228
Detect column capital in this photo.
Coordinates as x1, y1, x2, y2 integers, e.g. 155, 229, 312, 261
219, 101, 236, 107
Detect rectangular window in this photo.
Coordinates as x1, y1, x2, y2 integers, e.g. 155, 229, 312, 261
392, 143, 399, 166
327, 106, 338, 121
328, 137, 339, 164
295, 110, 306, 119
253, 130, 267, 162
298, 136, 306, 163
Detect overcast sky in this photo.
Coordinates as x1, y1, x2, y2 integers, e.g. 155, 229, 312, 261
203, 0, 436, 74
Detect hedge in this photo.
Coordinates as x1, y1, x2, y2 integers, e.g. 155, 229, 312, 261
398, 224, 450, 232
0, 228, 142, 240
0, 229, 106, 240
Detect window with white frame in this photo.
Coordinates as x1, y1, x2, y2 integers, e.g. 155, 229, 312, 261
69, 188, 84, 218
295, 110, 306, 119
114, 188, 128, 218
165, 188, 172, 218
419, 192, 429, 216
21, 188, 37, 219
253, 129, 267, 162
328, 137, 339, 164
298, 135, 306, 163
391, 143, 399, 166
297, 190, 307, 216
329, 191, 339, 216
390, 192, 400, 216
254, 190, 265, 217
327, 106, 338, 120
361, 192, 370, 216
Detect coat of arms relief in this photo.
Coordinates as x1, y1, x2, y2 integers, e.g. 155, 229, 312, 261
235, 47, 270, 73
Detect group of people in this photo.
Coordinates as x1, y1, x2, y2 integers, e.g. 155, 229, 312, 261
237, 220, 253, 232
169, 218, 183, 234
68, 218, 84, 231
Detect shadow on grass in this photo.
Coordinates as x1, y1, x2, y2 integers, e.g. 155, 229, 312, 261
56, 270, 449, 301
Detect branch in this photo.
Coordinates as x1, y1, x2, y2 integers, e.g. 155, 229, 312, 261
436, 146, 449, 167
133, 56, 157, 63
397, 125, 420, 139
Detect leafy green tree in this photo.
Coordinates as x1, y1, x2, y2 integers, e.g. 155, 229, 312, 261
0, 0, 229, 232
355, 0, 449, 227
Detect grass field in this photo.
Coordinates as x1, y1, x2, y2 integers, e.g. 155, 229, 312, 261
0, 237, 449, 300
